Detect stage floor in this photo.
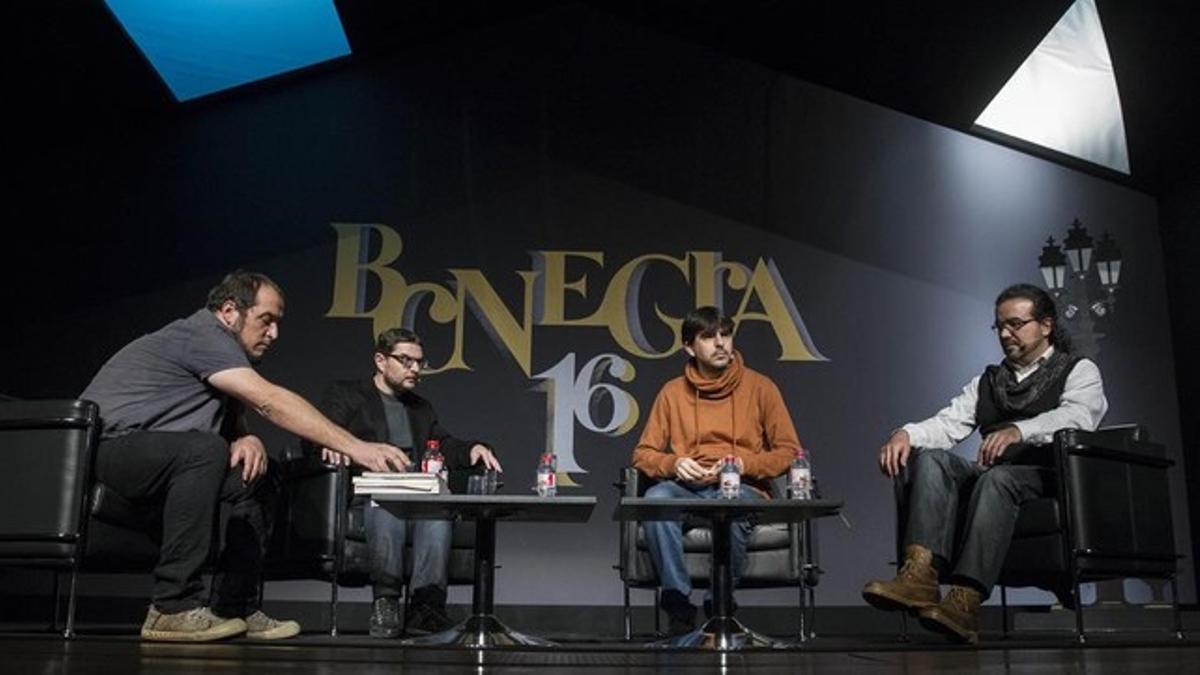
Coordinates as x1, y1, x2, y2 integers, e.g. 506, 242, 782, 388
4, 630, 1200, 674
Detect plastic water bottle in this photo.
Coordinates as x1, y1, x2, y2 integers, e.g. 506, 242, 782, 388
421, 439, 444, 479
719, 454, 740, 499
788, 448, 811, 500
536, 452, 557, 497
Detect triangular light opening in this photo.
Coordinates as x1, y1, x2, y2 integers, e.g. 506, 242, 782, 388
975, 0, 1130, 174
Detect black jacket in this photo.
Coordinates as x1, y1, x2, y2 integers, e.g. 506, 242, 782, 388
310, 379, 487, 485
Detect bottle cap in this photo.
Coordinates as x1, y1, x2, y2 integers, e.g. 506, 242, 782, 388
426, 439, 440, 449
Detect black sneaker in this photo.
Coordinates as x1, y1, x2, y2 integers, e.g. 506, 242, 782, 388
407, 585, 455, 634
667, 612, 696, 637
660, 590, 697, 637
702, 599, 738, 619
406, 602, 455, 634
368, 597, 401, 639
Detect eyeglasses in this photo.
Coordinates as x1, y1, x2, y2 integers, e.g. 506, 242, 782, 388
387, 353, 428, 371
990, 317, 1039, 334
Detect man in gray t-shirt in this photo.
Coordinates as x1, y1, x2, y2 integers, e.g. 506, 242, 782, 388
81, 271, 410, 643
82, 308, 252, 438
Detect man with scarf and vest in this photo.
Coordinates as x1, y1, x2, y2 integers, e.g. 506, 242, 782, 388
863, 283, 1108, 644
631, 306, 802, 635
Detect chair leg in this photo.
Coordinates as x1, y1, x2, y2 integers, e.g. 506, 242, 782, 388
401, 583, 412, 637
807, 584, 818, 640
52, 571, 62, 634
1072, 579, 1086, 644
653, 587, 661, 636
329, 577, 339, 638
1000, 585, 1010, 638
622, 585, 632, 641
1170, 576, 1184, 640
797, 584, 806, 643
63, 568, 80, 639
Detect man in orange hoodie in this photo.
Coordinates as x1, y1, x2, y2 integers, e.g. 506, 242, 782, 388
632, 306, 802, 635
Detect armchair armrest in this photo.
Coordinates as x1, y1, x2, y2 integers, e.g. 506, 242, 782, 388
616, 466, 641, 581
0, 399, 100, 546
281, 452, 343, 480
1055, 428, 1171, 469
617, 466, 642, 497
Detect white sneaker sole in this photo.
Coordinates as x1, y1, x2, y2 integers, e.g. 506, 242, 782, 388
141, 618, 248, 642
246, 620, 301, 640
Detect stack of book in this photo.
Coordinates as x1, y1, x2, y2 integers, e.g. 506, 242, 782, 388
352, 472, 444, 495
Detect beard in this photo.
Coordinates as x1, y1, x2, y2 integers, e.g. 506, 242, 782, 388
226, 312, 267, 363
384, 371, 419, 392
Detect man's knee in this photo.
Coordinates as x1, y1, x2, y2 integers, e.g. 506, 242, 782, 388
907, 448, 959, 484
645, 481, 682, 499
909, 447, 947, 470
415, 519, 453, 545
974, 467, 1024, 502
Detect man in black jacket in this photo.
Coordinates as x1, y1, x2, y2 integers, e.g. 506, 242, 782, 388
316, 328, 502, 637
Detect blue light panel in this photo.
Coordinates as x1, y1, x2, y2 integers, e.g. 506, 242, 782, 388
105, 0, 351, 102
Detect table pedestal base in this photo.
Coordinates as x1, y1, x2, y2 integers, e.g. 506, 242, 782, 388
402, 614, 557, 648
655, 616, 793, 650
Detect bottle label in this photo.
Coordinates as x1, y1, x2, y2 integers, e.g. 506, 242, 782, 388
720, 470, 740, 499
423, 458, 443, 475
789, 467, 811, 499
537, 469, 556, 497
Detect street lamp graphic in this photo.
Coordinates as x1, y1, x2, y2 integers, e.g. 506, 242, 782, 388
1037, 219, 1122, 359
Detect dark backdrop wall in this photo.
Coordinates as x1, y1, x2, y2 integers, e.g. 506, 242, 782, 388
4, 6, 1190, 607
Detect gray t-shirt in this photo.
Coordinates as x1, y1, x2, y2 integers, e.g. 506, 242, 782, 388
380, 392, 415, 450
81, 309, 251, 438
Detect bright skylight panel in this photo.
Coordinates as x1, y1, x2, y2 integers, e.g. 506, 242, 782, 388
975, 0, 1130, 174
105, 0, 351, 102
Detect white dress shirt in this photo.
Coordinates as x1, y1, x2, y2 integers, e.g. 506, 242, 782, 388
902, 347, 1109, 450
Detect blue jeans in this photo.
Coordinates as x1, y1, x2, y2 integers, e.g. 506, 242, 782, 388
642, 480, 765, 600
364, 502, 452, 598
903, 448, 1050, 593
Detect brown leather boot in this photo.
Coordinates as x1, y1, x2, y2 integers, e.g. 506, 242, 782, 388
918, 585, 982, 645
862, 544, 939, 613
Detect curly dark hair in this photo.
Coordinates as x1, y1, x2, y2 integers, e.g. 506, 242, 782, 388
995, 283, 1072, 352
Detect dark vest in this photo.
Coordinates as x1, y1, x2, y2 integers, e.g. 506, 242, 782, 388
976, 349, 1082, 438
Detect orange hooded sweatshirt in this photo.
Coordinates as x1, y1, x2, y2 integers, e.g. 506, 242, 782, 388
631, 351, 801, 495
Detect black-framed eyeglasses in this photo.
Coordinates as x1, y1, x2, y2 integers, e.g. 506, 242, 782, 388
387, 353, 428, 371
990, 317, 1039, 334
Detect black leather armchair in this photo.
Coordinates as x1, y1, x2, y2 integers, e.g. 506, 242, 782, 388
893, 425, 1182, 641
615, 466, 822, 640
267, 449, 476, 636
0, 399, 98, 637
996, 425, 1182, 640
0, 399, 178, 637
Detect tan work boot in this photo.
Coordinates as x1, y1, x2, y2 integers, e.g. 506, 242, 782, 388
918, 585, 982, 645
244, 610, 301, 640
862, 544, 939, 613
141, 606, 247, 642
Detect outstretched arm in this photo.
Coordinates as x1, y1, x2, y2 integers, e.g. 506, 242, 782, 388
208, 367, 410, 472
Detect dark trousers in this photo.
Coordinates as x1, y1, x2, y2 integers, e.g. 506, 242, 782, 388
902, 447, 1050, 594
95, 431, 279, 616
